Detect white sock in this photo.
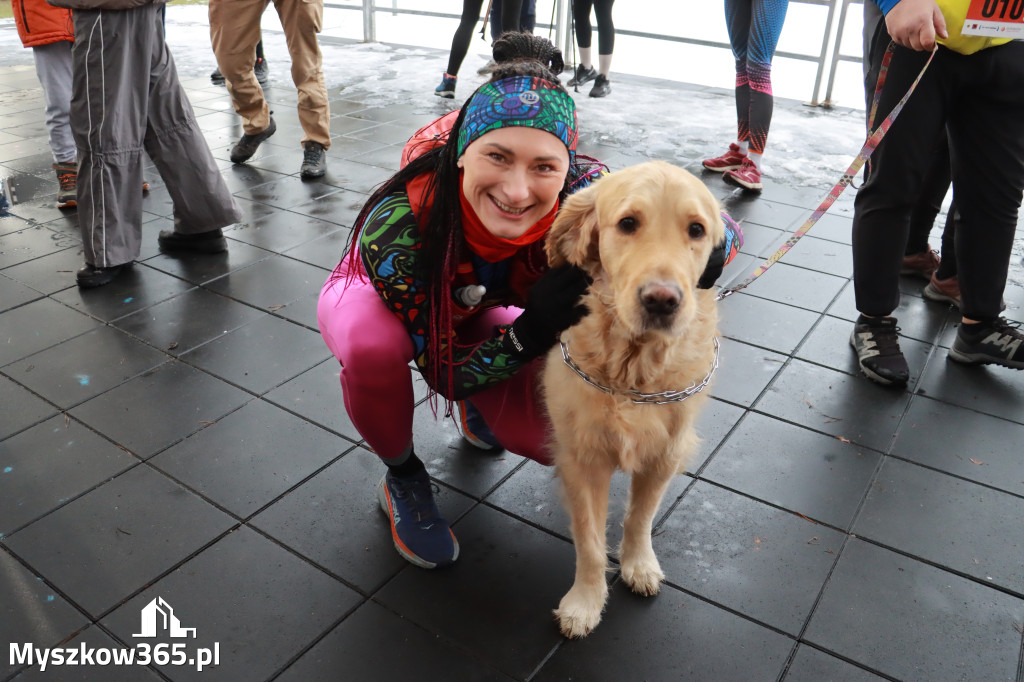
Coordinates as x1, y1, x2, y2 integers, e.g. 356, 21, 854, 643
598, 54, 612, 76
579, 47, 592, 69
747, 152, 762, 170
736, 140, 749, 154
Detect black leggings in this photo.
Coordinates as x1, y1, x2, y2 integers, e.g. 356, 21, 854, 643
573, 0, 615, 55
852, 42, 1024, 320
446, 0, 524, 76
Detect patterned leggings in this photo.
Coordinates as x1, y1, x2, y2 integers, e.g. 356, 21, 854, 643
317, 258, 553, 466
724, 0, 789, 155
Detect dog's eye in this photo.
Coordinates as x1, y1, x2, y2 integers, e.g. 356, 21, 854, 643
688, 222, 706, 239
617, 217, 638, 234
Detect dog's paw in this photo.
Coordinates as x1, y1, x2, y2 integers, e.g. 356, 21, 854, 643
554, 586, 607, 638
621, 556, 664, 597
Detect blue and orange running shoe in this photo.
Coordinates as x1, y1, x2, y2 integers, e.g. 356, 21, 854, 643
456, 400, 501, 450
377, 470, 459, 569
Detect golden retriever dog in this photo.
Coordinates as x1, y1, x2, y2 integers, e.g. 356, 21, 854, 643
543, 161, 725, 638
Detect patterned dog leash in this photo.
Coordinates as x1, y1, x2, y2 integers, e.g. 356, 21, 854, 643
716, 43, 939, 301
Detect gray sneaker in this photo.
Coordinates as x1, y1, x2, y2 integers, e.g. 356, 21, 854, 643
300, 141, 327, 179
948, 318, 1024, 369
230, 117, 277, 164
567, 64, 597, 87
850, 315, 909, 387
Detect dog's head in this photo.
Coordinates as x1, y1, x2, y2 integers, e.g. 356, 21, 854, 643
546, 161, 724, 337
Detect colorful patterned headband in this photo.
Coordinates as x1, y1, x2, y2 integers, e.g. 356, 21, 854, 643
456, 76, 578, 161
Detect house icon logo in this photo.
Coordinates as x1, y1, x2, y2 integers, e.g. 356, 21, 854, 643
133, 597, 197, 638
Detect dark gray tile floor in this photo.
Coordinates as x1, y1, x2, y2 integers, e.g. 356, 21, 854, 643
2, 13, 1024, 682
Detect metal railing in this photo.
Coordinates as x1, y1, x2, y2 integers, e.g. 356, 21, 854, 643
329, 0, 865, 109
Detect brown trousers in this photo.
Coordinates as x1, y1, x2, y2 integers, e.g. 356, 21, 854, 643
209, 0, 330, 148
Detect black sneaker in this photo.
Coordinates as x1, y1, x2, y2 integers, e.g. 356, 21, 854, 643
948, 318, 1024, 369
76, 262, 132, 289
230, 117, 277, 164
254, 57, 269, 86
849, 315, 910, 387
157, 228, 228, 254
210, 67, 225, 85
567, 64, 597, 87
589, 74, 611, 98
300, 141, 327, 179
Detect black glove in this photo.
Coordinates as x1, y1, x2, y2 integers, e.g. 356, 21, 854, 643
698, 239, 728, 289
501, 264, 592, 359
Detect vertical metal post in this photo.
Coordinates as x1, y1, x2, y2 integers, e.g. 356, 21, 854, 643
822, 0, 852, 107
363, 0, 376, 43
555, 0, 572, 66
808, 0, 839, 106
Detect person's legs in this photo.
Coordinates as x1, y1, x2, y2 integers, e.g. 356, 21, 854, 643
318, 268, 459, 568
724, 0, 752, 152
210, 0, 268, 135
742, 0, 788, 165
31, 41, 76, 165
489, 0, 503, 41
593, 0, 614, 68
71, 8, 152, 272
274, 0, 330, 149
521, 0, 536, 33
901, 134, 950, 278
945, 44, 1024, 327
587, 0, 614, 97
450, 306, 552, 464
850, 46, 949, 385
445, 0, 487, 77
32, 41, 78, 208
143, 17, 241, 238
499, 0, 522, 33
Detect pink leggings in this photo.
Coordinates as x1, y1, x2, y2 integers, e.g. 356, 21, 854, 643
317, 261, 553, 465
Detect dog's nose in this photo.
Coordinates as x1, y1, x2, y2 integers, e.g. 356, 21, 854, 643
640, 282, 682, 317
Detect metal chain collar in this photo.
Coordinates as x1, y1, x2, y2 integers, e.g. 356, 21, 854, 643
559, 337, 720, 405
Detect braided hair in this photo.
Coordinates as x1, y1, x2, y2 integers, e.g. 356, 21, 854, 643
341, 34, 578, 405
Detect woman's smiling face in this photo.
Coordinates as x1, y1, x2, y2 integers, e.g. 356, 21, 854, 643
458, 126, 570, 239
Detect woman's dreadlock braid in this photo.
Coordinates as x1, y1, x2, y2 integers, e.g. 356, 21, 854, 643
490, 32, 566, 82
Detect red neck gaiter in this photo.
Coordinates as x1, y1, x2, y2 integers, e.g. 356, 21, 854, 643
458, 181, 558, 263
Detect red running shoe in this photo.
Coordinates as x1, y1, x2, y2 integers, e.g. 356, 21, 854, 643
723, 157, 763, 191
702, 143, 746, 172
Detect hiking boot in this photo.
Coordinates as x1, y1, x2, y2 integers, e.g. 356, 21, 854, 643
76, 262, 132, 289
589, 74, 611, 98
456, 400, 501, 450
230, 117, 277, 164
723, 157, 763, 192
158, 228, 228, 254
948, 318, 1024, 369
923, 273, 960, 307
567, 64, 597, 87
377, 470, 459, 569
901, 247, 939, 280
434, 73, 457, 99
53, 161, 77, 209
254, 57, 269, 86
702, 143, 746, 173
210, 67, 225, 85
849, 315, 909, 387
300, 141, 327, 179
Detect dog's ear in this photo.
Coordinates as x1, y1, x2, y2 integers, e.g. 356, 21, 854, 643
546, 183, 600, 270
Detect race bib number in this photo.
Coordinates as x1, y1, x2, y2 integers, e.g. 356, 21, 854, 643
962, 0, 1024, 37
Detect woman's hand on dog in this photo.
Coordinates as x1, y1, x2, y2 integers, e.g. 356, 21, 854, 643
501, 264, 592, 358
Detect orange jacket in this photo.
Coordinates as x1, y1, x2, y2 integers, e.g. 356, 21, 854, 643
12, 0, 74, 48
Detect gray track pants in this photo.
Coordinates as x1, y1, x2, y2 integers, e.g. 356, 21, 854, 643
71, 3, 241, 268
